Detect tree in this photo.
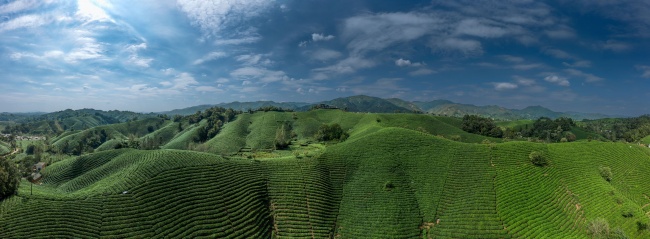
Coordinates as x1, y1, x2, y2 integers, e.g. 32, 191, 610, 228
587, 218, 610, 239
316, 123, 349, 142
599, 166, 612, 182
529, 151, 548, 166
461, 115, 502, 138
274, 123, 292, 150
0, 157, 20, 200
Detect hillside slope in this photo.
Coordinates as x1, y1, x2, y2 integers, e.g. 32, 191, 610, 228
2, 122, 649, 238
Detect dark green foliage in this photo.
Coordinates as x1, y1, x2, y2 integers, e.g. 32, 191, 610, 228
254, 105, 294, 112
316, 123, 349, 142
0, 157, 20, 200
461, 115, 503, 138
600, 166, 612, 182
582, 115, 650, 142
621, 205, 634, 218
274, 123, 292, 149
638, 221, 648, 231
383, 181, 395, 191
529, 151, 547, 166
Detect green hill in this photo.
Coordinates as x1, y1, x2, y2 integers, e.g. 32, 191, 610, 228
2, 112, 649, 238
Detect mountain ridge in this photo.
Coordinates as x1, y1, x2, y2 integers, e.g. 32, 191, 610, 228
1, 95, 626, 120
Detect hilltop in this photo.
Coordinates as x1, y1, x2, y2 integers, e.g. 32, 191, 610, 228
1, 110, 649, 238
158, 95, 621, 120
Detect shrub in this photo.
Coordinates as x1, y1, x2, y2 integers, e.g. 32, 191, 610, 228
638, 221, 648, 231
610, 227, 629, 239
587, 218, 610, 239
599, 166, 612, 182
529, 151, 548, 166
384, 181, 395, 191
621, 205, 635, 218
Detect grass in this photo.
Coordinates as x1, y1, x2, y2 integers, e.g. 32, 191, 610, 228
1, 111, 650, 238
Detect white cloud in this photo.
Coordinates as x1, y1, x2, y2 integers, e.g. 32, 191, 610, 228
65, 36, 105, 63
0, 0, 45, 14
128, 55, 153, 67
543, 48, 573, 59
343, 12, 442, 54
544, 75, 570, 86
433, 38, 483, 55
216, 78, 229, 83
563, 60, 591, 68
544, 25, 575, 39
195, 86, 222, 92
395, 58, 422, 67
214, 36, 261, 45
493, 82, 518, 90
312, 33, 335, 41
176, 0, 274, 37
602, 40, 631, 52
312, 55, 376, 79
564, 69, 603, 82
298, 41, 308, 47
513, 76, 535, 86
410, 68, 435, 76
230, 66, 289, 83
513, 63, 544, 70
636, 65, 650, 78
75, 0, 114, 24
170, 72, 198, 90
124, 43, 152, 67
0, 14, 52, 32
500, 55, 525, 63
235, 54, 272, 66
349, 78, 408, 97
310, 49, 342, 61
193, 51, 226, 65
455, 18, 508, 38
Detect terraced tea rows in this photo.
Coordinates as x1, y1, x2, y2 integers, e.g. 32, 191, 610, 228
266, 158, 339, 238
2, 118, 650, 238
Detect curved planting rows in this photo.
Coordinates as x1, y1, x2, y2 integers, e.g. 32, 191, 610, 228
492, 142, 585, 238
0, 198, 102, 238
122, 162, 269, 238
266, 158, 339, 238
429, 145, 510, 239
42, 149, 130, 186
548, 142, 650, 235
330, 128, 423, 238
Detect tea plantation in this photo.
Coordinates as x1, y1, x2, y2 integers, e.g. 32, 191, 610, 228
1, 111, 650, 238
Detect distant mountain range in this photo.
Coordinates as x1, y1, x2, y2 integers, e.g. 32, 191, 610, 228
1, 95, 622, 123
157, 95, 621, 120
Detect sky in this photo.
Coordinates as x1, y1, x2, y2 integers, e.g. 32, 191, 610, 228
0, 0, 649, 115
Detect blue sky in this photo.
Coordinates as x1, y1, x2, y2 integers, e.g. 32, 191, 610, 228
1, 0, 649, 115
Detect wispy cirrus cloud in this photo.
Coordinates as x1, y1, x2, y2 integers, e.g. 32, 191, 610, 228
193, 51, 226, 65
176, 0, 274, 37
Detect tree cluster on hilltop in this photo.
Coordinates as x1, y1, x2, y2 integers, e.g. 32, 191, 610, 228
462, 115, 578, 142
178, 107, 241, 143
582, 115, 650, 142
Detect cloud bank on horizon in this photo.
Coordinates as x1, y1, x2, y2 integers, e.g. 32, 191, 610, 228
0, 0, 649, 115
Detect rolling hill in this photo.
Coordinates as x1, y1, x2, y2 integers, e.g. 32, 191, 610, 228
1, 110, 649, 238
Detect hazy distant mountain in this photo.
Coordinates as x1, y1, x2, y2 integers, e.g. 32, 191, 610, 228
216, 101, 310, 112
385, 98, 423, 112
160, 101, 311, 116
303, 95, 412, 113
